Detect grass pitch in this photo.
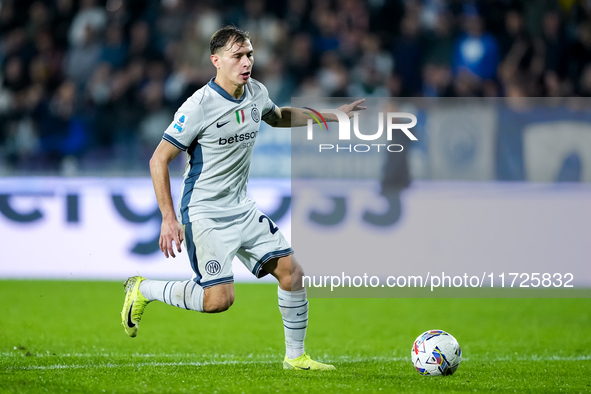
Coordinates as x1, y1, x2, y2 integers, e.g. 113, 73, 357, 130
0, 280, 590, 393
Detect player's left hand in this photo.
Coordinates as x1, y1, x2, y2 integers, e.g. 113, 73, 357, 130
338, 99, 367, 119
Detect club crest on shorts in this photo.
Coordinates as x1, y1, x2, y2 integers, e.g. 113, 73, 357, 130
251, 107, 260, 123
205, 260, 221, 275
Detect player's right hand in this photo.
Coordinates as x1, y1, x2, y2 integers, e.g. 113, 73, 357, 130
160, 217, 184, 258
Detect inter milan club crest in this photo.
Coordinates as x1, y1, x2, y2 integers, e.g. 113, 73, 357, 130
251, 107, 260, 123
205, 260, 221, 275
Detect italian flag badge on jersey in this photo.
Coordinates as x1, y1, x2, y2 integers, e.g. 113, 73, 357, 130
235, 109, 245, 124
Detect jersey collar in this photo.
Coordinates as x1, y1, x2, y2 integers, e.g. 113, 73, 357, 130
208, 77, 247, 103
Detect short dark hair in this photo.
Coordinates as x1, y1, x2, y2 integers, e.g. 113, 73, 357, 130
210, 26, 251, 55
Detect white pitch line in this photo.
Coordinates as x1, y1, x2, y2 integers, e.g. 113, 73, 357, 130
492, 355, 591, 361
0, 352, 281, 359
5, 355, 591, 371
14, 360, 273, 371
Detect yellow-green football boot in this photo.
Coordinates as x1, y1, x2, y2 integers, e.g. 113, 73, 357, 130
121, 276, 151, 337
283, 352, 335, 370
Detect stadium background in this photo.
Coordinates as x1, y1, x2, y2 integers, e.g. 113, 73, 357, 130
0, 0, 591, 283
1, 0, 590, 282
1, 0, 591, 177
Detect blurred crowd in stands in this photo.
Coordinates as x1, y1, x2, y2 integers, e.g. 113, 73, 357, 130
0, 0, 590, 174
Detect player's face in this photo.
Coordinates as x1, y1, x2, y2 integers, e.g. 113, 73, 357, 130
217, 39, 254, 86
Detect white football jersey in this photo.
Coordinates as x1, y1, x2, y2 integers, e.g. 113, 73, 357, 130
162, 77, 277, 223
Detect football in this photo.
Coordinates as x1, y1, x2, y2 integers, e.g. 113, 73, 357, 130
411, 330, 462, 376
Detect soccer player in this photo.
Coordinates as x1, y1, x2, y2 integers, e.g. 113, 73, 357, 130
121, 25, 365, 370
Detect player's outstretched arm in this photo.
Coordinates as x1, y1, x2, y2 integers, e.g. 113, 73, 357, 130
263, 99, 367, 128
150, 140, 184, 258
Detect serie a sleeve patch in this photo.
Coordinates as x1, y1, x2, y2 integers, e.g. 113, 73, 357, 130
173, 113, 187, 132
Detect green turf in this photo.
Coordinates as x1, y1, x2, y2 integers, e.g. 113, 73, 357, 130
0, 280, 590, 393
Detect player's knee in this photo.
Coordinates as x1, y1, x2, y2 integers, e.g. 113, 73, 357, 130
278, 267, 305, 291
293, 263, 305, 279
278, 275, 291, 291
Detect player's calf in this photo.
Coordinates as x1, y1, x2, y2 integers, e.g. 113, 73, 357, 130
203, 283, 235, 313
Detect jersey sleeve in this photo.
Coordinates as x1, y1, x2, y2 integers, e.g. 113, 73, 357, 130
162, 104, 203, 151
259, 82, 278, 121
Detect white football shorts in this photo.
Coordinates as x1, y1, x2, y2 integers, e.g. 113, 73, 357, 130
183, 206, 293, 288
